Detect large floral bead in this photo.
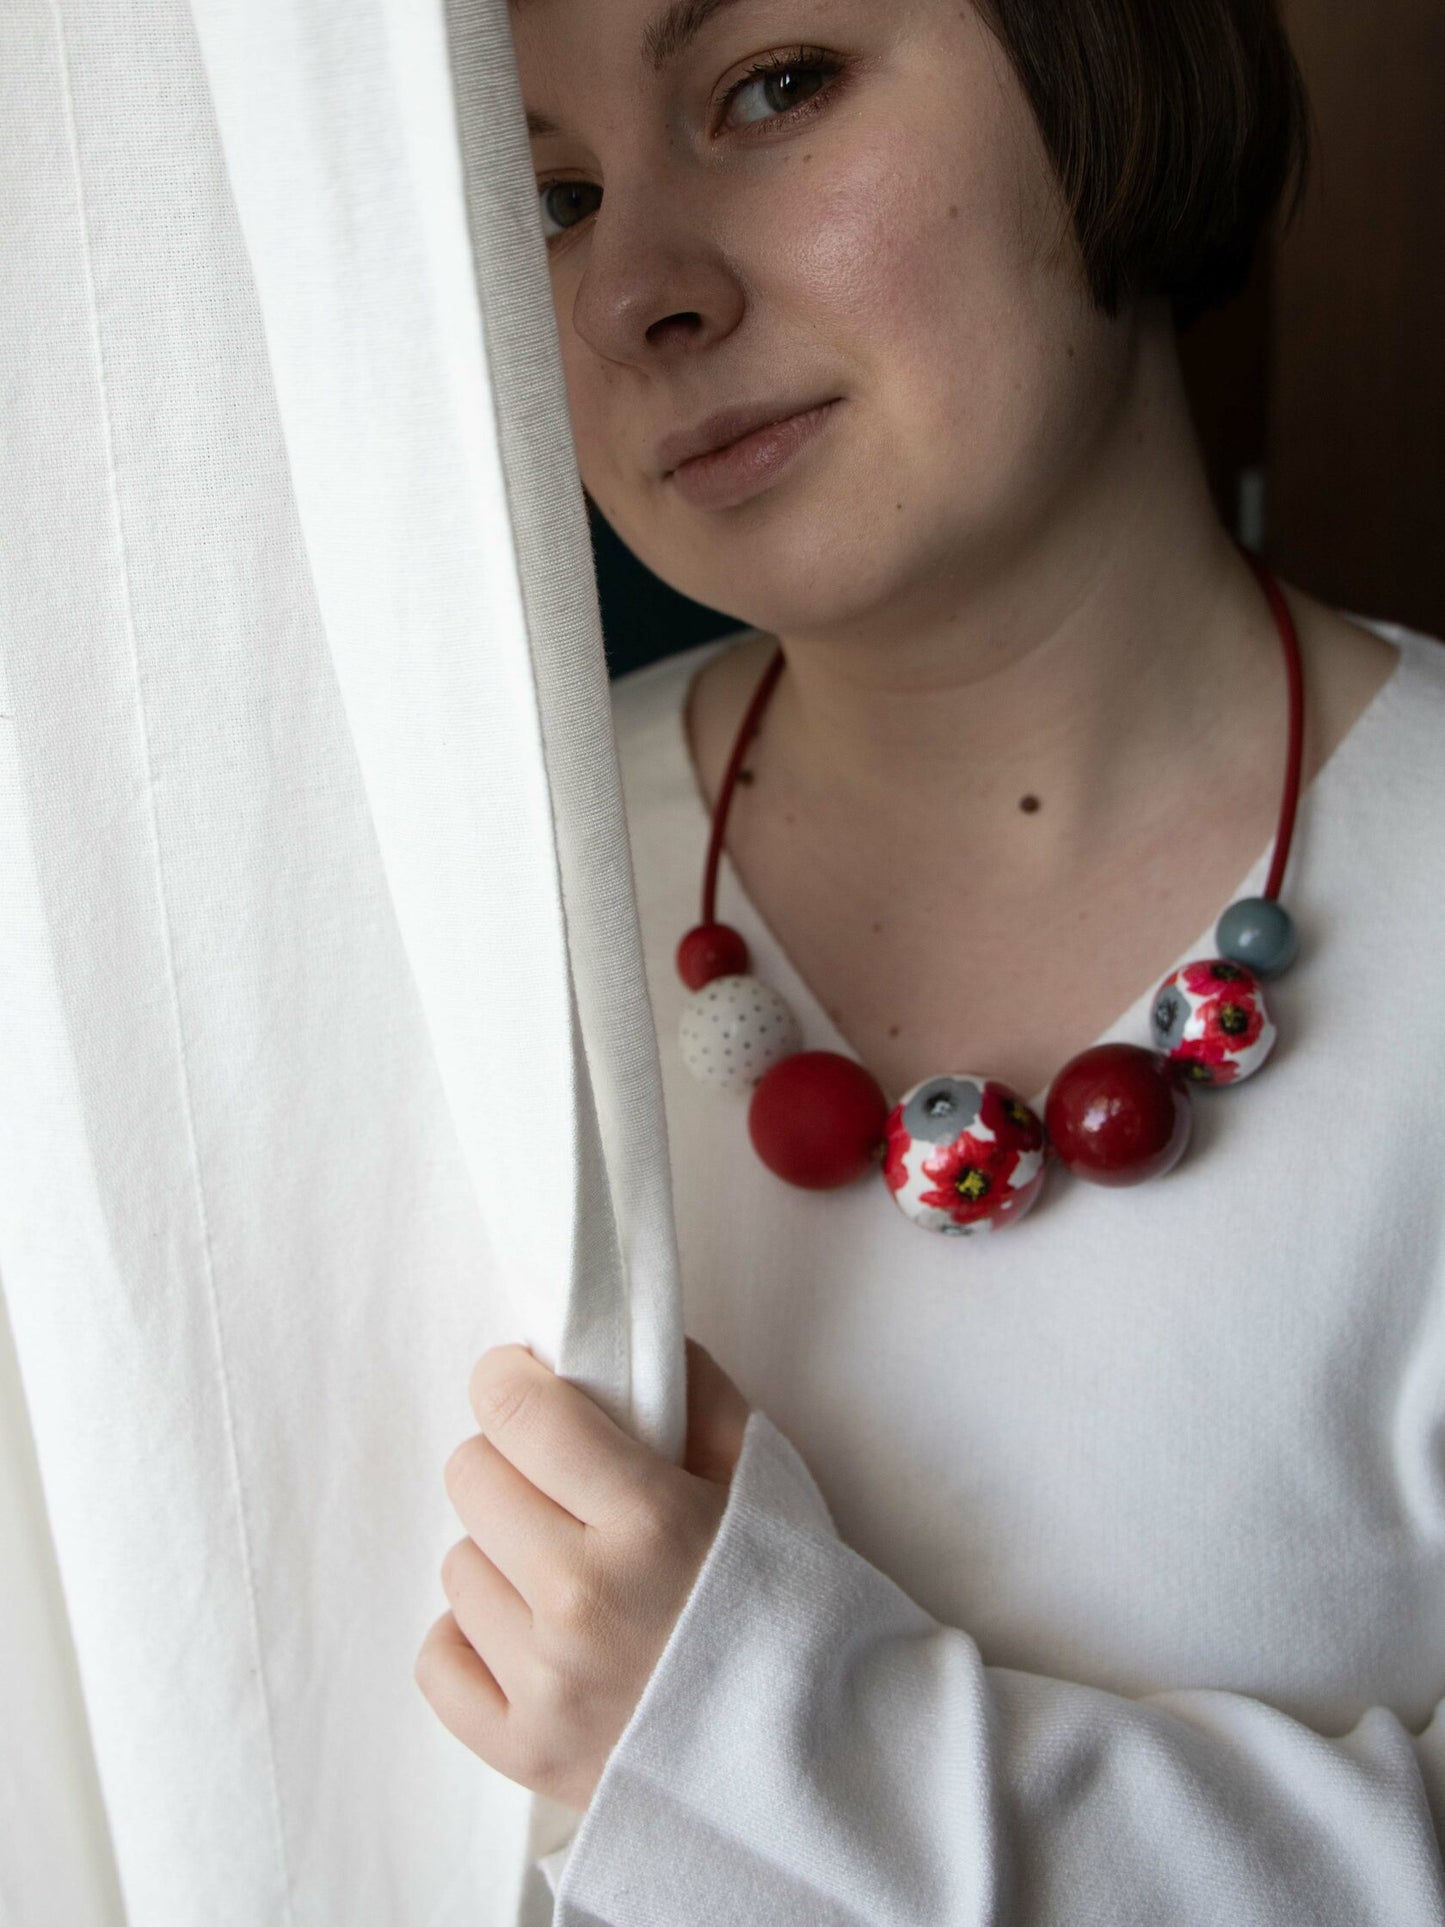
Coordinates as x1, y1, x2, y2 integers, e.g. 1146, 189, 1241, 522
882, 1075, 1048, 1235
678, 974, 802, 1094
1150, 958, 1276, 1086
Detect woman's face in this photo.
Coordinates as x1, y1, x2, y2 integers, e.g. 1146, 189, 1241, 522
510, 0, 1143, 635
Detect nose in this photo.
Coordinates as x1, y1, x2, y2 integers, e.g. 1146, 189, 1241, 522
563, 176, 747, 370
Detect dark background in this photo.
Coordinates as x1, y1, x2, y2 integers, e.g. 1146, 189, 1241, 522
594, 0, 1444, 680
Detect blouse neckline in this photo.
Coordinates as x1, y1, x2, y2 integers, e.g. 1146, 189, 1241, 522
662, 616, 1415, 1112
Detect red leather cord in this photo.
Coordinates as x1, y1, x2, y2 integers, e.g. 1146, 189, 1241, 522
702, 547, 1304, 926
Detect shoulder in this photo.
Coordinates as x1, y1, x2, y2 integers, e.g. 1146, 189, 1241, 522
1285, 584, 1445, 806
1287, 586, 1433, 765
1285, 592, 1445, 973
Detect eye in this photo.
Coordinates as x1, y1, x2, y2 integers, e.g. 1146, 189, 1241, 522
719, 47, 842, 133
535, 48, 846, 247
537, 178, 602, 245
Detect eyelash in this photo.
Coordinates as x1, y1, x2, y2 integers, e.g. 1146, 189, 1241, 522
536, 47, 846, 247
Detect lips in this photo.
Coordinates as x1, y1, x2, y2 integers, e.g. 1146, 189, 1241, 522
657, 397, 840, 476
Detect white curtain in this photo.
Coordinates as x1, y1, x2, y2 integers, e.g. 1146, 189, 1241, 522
0, 2, 683, 1921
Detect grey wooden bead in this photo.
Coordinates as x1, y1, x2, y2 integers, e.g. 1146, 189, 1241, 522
1215, 896, 1298, 977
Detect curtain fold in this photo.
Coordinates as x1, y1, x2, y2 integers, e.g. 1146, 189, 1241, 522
0, 1, 681, 1919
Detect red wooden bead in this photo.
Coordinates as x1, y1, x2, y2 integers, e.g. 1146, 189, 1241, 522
1044, 1042, 1193, 1187
676, 921, 750, 990
748, 1050, 890, 1190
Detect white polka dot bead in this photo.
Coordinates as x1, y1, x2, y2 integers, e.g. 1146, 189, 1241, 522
678, 974, 802, 1094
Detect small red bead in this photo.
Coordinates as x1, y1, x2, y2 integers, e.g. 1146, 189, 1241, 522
1044, 1042, 1193, 1187
748, 1050, 890, 1190
676, 922, 750, 990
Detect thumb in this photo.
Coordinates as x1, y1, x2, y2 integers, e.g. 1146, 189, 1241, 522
682, 1336, 752, 1488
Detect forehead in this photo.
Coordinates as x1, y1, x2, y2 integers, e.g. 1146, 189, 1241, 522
509, 0, 783, 137
510, 0, 756, 73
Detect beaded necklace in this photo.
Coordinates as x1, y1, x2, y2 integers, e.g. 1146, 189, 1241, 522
673, 549, 1304, 1235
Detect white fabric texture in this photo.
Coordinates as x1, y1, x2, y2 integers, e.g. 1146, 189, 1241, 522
541, 617, 1445, 1922
0, 2, 678, 1921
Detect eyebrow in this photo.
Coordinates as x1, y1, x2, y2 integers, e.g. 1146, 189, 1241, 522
518, 0, 758, 138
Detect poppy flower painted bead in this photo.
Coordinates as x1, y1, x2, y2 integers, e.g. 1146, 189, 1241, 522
678, 974, 803, 1094
882, 1076, 1048, 1235
1150, 959, 1276, 1086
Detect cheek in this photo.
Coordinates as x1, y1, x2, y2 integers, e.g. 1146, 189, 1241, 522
760, 125, 1099, 506
560, 350, 621, 488
745, 126, 973, 362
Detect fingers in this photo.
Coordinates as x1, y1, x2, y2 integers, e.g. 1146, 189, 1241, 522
462, 1339, 750, 1534
439, 1535, 533, 1701
413, 1610, 508, 1755
467, 1345, 672, 1530
444, 1430, 581, 1614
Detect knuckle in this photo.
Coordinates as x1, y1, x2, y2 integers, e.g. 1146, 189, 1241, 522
628, 1482, 716, 1582
513, 1730, 565, 1796
471, 1359, 541, 1440
543, 1565, 601, 1634
623, 1483, 681, 1554
531, 1659, 586, 1729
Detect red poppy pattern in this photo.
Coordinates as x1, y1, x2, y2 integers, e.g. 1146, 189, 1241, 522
882, 1104, 912, 1193
1151, 957, 1276, 1086
980, 1081, 1046, 1152
884, 1076, 1047, 1234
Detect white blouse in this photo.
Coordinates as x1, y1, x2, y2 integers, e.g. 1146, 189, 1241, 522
543, 613, 1445, 1923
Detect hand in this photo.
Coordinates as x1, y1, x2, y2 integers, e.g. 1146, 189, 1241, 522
414, 1334, 751, 1813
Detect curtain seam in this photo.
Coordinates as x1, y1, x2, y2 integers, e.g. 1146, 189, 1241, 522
47, 5, 296, 1916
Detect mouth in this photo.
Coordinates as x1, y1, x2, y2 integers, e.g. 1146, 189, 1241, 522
658, 396, 842, 477
664, 399, 844, 511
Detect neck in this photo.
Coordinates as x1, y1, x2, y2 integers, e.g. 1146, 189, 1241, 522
751, 325, 1285, 895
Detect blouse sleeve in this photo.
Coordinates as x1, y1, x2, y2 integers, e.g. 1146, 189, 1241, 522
548, 1407, 1445, 1925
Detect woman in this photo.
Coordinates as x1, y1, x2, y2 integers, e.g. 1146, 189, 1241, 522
416, 0, 1445, 1916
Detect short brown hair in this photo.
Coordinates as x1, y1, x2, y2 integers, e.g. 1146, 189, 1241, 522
976, 0, 1312, 329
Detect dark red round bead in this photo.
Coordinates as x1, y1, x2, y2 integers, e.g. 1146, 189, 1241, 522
748, 1050, 891, 1190
1044, 1042, 1193, 1187
676, 921, 750, 990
